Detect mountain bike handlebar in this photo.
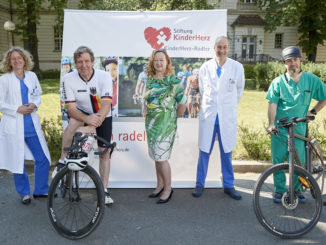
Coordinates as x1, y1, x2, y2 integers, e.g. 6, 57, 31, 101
271, 116, 315, 134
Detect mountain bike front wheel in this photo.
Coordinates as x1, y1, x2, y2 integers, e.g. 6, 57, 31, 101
253, 163, 322, 239
48, 165, 105, 239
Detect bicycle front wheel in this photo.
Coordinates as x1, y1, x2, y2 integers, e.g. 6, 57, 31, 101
253, 163, 322, 239
48, 165, 105, 239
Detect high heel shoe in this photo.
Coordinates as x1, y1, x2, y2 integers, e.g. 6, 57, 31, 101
148, 188, 164, 198
157, 189, 173, 204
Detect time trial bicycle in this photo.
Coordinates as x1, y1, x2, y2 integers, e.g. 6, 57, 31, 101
47, 132, 116, 239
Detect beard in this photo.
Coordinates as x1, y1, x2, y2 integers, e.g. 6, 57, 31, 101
288, 68, 299, 75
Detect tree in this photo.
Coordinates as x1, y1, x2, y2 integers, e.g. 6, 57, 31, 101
12, 0, 42, 71
81, 0, 215, 11
12, 0, 69, 71
254, 0, 326, 62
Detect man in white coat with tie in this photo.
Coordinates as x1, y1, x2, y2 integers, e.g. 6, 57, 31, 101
192, 36, 245, 200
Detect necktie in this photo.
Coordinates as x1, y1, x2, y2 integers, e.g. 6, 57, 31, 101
217, 65, 222, 78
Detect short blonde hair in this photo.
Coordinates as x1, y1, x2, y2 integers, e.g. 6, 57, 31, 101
147, 49, 174, 78
0, 47, 34, 73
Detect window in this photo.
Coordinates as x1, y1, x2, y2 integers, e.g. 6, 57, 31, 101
241, 0, 254, 3
54, 25, 63, 52
274, 33, 283, 49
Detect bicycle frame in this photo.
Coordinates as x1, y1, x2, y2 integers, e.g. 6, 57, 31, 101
292, 127, 324, 176
288, 125, 296, 205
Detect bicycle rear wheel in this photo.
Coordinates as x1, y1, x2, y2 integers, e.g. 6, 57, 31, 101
310, 140, 325, 195
48, 165, 105, 239
253, 163, 322, 239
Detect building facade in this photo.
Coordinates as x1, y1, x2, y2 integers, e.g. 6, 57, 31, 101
1, 0, 326, 70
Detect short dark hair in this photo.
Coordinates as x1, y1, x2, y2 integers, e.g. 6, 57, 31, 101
73, 46, 95, 63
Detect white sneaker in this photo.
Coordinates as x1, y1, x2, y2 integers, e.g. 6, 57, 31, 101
105, 192, 114, 205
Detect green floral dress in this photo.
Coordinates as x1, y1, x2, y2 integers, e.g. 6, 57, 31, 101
144, 74, 187, 161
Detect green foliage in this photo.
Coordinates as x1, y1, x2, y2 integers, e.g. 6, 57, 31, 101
238, 123, 271, 161
237, 120, 326, 161
250, 61, 326, 91
253, 61, 284, 91
308, 119, 326, 156
36, 69, 60, 80
12, 0, 43, 70
41, 116, 62, 163
254, 0, 326, 62
244, 79, 256, 90
301, 62, 326, 83
244, 64, 255, 79
81, 0, 216, 10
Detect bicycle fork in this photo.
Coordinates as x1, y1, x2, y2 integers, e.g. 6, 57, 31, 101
68, 171, 81, 202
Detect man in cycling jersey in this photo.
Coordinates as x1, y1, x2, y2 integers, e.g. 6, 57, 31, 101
185, 75, 200, 118
266, 46, 326, 204
133, 64, 148, 115
55, 46, 114, 204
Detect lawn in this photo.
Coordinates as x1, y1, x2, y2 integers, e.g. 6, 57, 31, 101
36, 79, 326, 125
38, 79, 61, 120
2, 79, 324, 161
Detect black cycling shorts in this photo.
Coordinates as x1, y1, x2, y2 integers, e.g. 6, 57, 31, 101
96, 116, 112, 148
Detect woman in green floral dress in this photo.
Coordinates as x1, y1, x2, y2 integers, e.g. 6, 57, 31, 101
144, 49, 186, 204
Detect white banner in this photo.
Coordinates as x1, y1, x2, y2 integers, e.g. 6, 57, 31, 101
63, 10, 227, 58
62, 9, 227, 188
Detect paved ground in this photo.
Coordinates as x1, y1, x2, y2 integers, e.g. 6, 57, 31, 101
1, 168, 326, 245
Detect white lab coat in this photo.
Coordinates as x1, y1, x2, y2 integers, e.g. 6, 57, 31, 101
0, 71, 51, 174
198, 58, 245, 153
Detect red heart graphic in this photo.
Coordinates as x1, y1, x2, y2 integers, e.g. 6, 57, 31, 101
144, 27, 171, 49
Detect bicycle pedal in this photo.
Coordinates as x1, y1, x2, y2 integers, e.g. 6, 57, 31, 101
298, 176, 309, 188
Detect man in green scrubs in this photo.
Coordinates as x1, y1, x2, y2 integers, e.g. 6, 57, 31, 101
266, 46, 326, 203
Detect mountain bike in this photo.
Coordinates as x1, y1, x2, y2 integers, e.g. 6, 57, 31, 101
253, 116, 324, 238
47, 132, 116, 239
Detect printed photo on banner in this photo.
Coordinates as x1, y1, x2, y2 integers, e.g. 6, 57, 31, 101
118, 56, 208, 118
60, 55, 208, 121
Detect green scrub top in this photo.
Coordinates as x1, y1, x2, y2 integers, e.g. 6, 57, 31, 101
266, 71, 326, 164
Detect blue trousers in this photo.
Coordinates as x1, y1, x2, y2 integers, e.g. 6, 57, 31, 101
13, 136, 49, 197
195, 114, 234, 189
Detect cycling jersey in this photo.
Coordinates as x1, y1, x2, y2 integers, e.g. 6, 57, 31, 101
62, 69, 113, 117
137, 71, 148, 96
189, 88, 200, 96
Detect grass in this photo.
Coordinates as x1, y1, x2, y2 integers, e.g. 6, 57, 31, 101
38, 79, 61, 121
238, 90, 326, 129
2, 78, 325, 161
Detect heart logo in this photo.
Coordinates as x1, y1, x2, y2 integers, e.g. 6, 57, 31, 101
144, 27, 171, 49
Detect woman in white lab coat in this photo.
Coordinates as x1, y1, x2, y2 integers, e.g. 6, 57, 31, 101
0, 47, 51, 205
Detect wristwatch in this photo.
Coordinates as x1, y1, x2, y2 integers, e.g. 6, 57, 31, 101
310, 108, 317, 115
